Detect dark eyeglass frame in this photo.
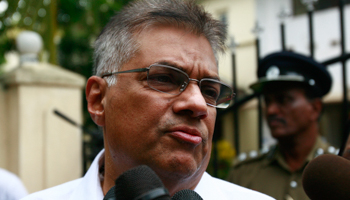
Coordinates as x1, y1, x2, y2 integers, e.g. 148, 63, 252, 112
100, 64, 234, 108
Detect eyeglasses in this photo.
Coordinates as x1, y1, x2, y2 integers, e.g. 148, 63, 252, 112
101, 64, 234, 108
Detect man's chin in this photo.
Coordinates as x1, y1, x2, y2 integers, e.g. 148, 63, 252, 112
271, 130, 289, 139
154, 156, 203, 180
271, 131, 296, 140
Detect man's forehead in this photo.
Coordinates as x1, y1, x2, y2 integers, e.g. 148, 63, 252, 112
156, 60, 219, 78
263, 83, 306, 96
133, 25, 218, 76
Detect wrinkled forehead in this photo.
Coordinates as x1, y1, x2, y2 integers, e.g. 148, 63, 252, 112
133, 23, 218, 66
134, 25, 217, 72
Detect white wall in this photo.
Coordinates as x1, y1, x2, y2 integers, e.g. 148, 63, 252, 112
200, 0, 257, 91
0, 62, 85, 193
200, 0, 261, 152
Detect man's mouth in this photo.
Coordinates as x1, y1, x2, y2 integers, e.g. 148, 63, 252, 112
267, 117, 286, 126
167, 126, 203, 145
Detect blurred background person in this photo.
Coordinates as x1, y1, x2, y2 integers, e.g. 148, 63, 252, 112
227, 51, 337, 200
341, 122, 350, 160
0, 168, 28, 200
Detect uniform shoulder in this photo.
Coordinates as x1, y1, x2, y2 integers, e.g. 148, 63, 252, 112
312, 137, 339, 158
317, 144, 339, 155
232, 146, 274, 168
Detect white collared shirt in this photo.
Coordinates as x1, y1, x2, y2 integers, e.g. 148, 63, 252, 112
21, 150, 274, 200
0, 168, 28, 200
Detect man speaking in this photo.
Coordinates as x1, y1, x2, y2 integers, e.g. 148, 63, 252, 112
22, 0, 273, 199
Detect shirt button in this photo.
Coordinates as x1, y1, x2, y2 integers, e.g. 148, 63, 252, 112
290, 181, 297, 188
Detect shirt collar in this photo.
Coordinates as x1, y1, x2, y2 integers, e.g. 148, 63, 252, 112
67, 149, 105, 200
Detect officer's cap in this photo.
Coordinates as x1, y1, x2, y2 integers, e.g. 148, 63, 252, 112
250, 51, 332, 97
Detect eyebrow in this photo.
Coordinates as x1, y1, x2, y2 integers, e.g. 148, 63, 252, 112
156, 61, 185, 71
155, 60, 220, 80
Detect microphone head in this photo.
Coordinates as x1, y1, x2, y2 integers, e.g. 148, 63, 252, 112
103, 186, 115, 200
302, 154, 350, 200
171, 189, 203, 200
114, 165, 170, 200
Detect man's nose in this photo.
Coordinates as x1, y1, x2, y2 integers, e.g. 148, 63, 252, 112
172, 83, 209, 119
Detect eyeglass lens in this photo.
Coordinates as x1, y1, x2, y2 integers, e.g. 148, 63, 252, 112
147, 65, 233, 108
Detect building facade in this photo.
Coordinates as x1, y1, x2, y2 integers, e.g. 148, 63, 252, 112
198, 0, 350, 153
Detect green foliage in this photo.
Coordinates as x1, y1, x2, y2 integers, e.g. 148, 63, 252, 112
56, 0, 131, 79
0, 0, 133, 127
0, 32, 15, 65
207, 139, 236, 179
56, 0, 133, 128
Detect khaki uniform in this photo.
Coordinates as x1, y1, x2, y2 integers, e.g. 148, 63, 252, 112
226, 137, 338, 200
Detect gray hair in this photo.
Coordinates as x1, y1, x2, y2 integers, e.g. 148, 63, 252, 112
93, 0, 227, 86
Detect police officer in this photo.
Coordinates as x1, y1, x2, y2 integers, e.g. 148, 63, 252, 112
227, 51, 337, 200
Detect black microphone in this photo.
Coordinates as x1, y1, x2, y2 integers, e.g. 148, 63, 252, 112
171, 189, 203, 200
114, 165, 170, 200
302, 154, 350, 200
103, 186, 116, 200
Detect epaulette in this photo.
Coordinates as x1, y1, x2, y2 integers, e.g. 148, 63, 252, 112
232, 146, 272, 167
313, 145, 339, 158
232, 144, 339, 167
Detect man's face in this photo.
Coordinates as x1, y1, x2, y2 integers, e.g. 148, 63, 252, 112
263, 85, 319, 139
102, 25, 217, 186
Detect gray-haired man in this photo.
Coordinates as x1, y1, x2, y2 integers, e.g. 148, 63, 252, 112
23, 1, 273, 199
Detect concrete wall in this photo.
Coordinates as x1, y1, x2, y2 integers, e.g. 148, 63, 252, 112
199, 0, 260, 152
200, 0, 258, 89
0, 62, 85, 193
0, 83, 8, 168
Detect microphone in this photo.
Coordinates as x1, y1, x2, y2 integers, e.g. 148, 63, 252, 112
302, 154, 350, 200
114, 165, 170, 200
104, 165, 204, 200
171, 189, 203, 200
103, 186, 116, 200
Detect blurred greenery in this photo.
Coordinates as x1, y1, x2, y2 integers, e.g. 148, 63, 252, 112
0, 0, 133, 169
0, 0, 132, 128
207, 139, 236, 179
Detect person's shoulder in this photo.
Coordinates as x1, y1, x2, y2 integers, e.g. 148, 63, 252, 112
226, 148, 273, 185
21, 178, 82, 200
313, 137, 339, 156
0, 168, 25, 186
0, 168, 28, 199
232, 147, 272, 169
200, 172, 275, 200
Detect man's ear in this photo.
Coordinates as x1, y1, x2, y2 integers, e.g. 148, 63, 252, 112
86, 76, 107, 126
310, 98, 322, 121
342, 131, 350, 160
